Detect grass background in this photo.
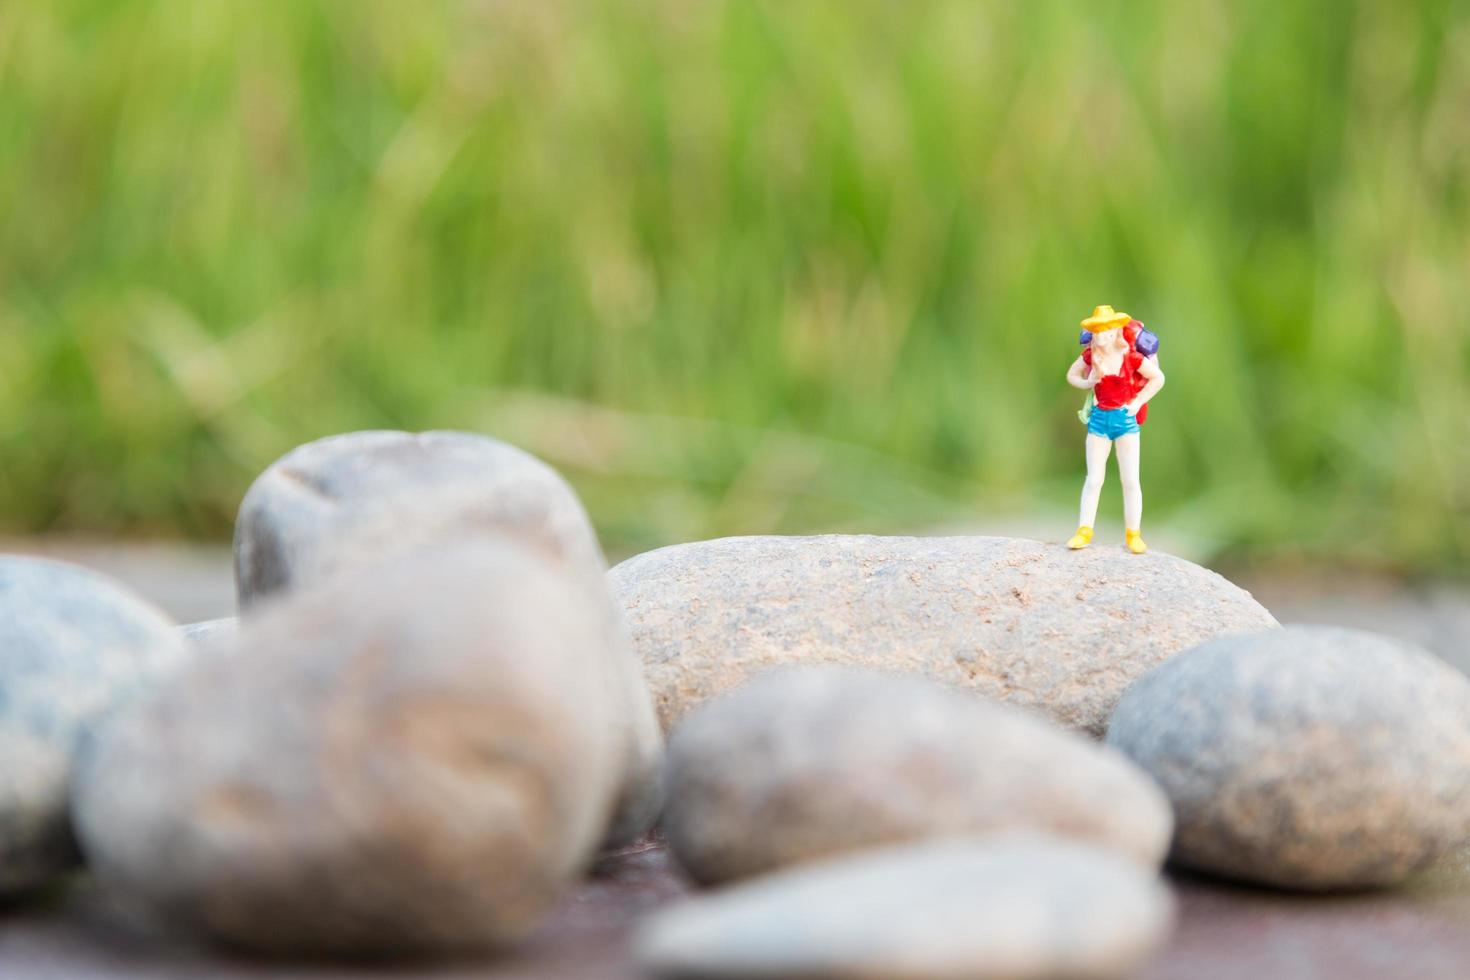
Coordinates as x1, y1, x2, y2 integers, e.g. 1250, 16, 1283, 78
1, 1, 1467, 572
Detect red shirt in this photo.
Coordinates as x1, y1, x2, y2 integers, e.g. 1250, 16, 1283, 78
1082, 348, 1150, 423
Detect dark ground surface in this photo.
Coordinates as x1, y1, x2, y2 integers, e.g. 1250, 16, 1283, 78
3, 539, 1469, 979
8, 840, 1470, 980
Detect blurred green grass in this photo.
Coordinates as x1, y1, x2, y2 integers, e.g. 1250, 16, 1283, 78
0, 1, 1467, 570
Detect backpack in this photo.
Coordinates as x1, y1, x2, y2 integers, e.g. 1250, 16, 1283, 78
1078, 321, 1159, 356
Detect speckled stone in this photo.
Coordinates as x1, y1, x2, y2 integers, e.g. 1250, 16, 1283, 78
1107, 626, 1470, 890
663, 667, 1171, 885
0, 557, 184, 895
234, 430, 661, 848
73, 539, 627, 956
610, 535, 1278, 736
635, 836, 1175, 980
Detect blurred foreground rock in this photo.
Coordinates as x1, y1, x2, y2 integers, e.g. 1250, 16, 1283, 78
234, 430, 607, 606
0, 557, 185, 896
1232, 567, 1470, 677
1108, 626, 1470, 890
636, 836, 1174, 980
663, 667, 1170, 885
233, 430, 662, 848
612, 534, 1278, 736
72, 539, 630, 956
179, 617, 236, 644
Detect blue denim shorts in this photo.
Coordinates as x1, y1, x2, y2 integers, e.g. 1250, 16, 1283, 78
1087, 406, 1140, 440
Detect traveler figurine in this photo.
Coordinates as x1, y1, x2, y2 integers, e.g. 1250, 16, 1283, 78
1065, 305, 1165, 555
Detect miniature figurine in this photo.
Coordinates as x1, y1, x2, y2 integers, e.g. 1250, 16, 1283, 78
1065, 305, 1165, 554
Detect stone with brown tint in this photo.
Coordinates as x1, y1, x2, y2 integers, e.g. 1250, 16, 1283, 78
234, 430, 662, 848
72, 539, 626, 956
1107, 626, 1470, 890
635, 836, 1174, 980
662, 667, 1171, 885
610, 534, 1277, 736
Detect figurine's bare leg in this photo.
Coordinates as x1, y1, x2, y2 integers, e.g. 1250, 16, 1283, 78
1115, 431, 1142, 529
1078, 434, 1113, 528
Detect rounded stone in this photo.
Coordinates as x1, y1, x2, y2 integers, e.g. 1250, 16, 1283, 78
635, 836, 1175, 980
610, 534, 1278, 736
73, 539, 627, 956
235, 430, 661, 848
1106, 626, 1470, 890
663, 667, 1172, 885
0, 557, 184, 895
179, 617, 236, 644
234, 430, 607, 606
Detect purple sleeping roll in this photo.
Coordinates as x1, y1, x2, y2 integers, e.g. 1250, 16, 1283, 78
1135, 327, 1160, 357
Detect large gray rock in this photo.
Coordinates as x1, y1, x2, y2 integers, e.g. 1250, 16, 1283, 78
73, 539, 627, 956
635, 836, 1175, 980
611, 534, 1277, 736
663, 667, 1171, 885
0, 557, 184, 895
1107, 626, 1470, 890
235, 430, 661, 848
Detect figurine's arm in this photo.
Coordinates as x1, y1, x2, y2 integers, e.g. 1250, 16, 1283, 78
1126, 356, 1165, 415
1066, 355, 1095, 390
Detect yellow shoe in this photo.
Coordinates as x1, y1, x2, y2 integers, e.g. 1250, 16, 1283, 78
1066, 526, 1094, 550
1125, 529, 1148, 555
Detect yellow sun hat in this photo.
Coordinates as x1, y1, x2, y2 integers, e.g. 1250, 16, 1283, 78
1080, 304, 1131, 330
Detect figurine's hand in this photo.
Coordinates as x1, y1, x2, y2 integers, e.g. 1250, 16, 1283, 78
1123, 401, 1140, 417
